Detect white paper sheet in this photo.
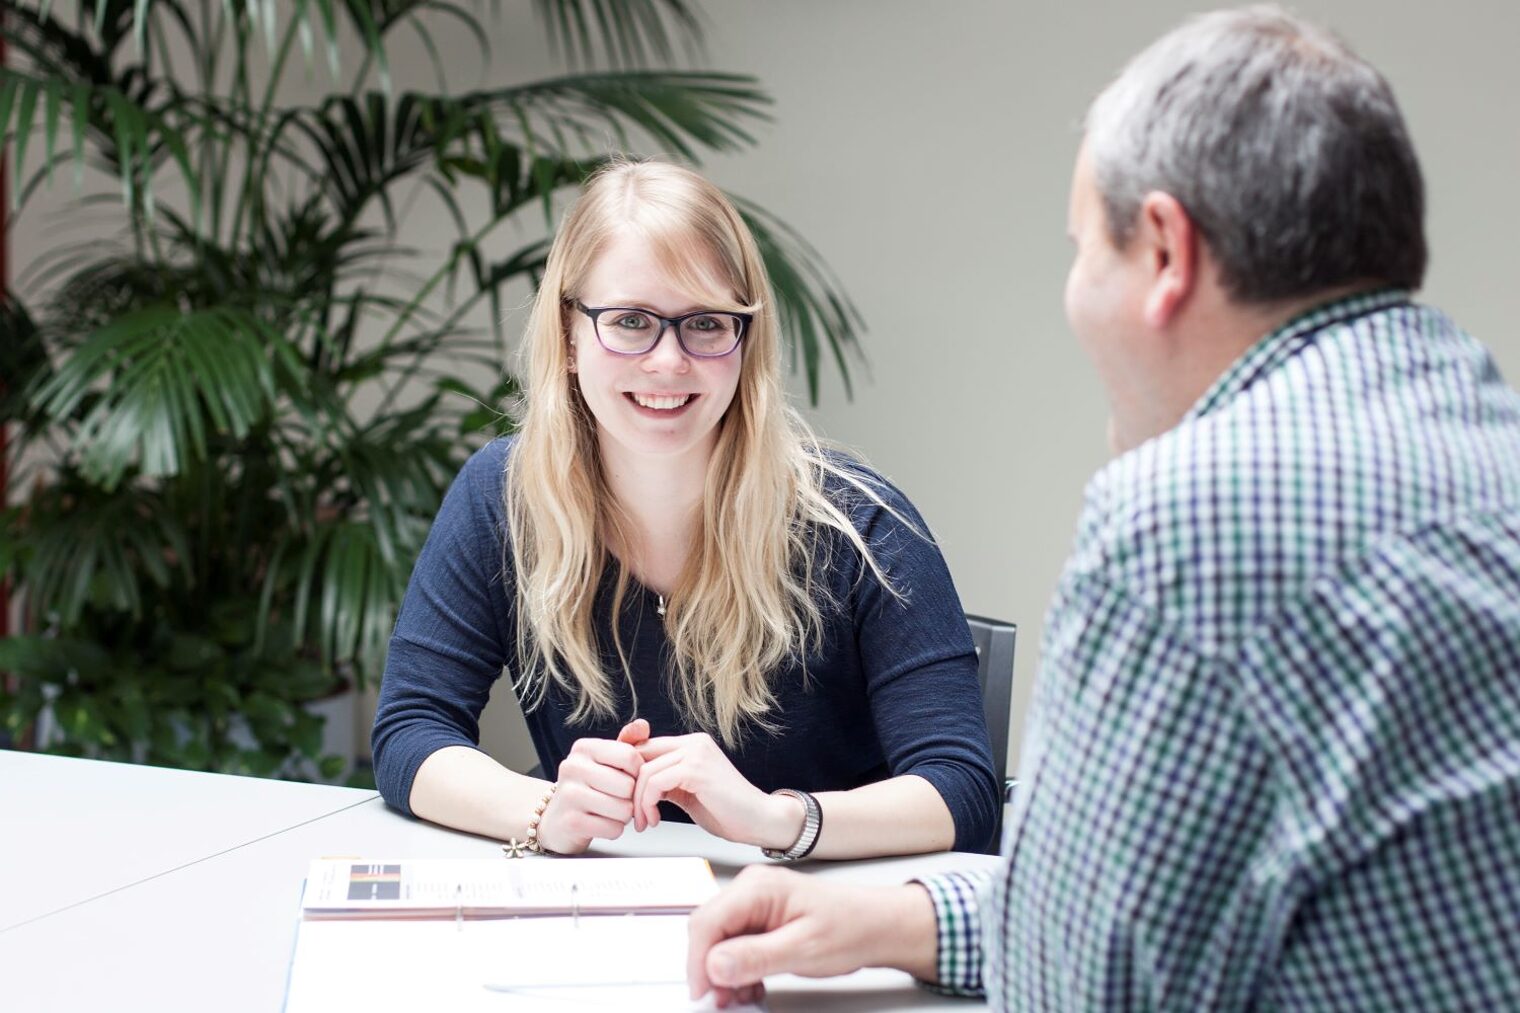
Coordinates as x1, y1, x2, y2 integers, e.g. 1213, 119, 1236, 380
284, 913, 762, 1012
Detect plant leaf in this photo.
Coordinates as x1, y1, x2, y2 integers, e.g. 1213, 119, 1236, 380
33, 305, 288, 487
736, 199, 867, 403
532, 0, 705, 68
11, 79, 41, 202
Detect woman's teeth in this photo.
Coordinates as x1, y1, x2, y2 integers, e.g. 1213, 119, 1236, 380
631, 393, 693, 410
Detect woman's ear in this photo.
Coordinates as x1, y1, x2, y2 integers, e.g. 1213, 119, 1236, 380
561, 301, 578, 373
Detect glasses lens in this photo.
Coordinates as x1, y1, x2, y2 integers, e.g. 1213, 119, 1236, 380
597, 309, 660, 352
678, 313, 743, 356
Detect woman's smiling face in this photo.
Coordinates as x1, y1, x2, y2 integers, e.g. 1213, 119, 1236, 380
569, 226, 743, 469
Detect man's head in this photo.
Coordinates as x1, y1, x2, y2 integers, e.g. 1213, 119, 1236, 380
1087, 4, 1426, 302
1065, 6, 1427, 451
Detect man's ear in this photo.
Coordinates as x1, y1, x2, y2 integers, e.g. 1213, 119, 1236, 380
1135, 191, 1198, 328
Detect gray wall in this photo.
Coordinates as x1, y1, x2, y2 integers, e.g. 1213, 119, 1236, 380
13, 2, 1520, 777
628, 0, 1520, 778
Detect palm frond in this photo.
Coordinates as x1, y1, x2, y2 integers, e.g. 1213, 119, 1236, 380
0, 295, 51, 429
0, 2, 118, 85
1, 73, 84, 210
293, 92, 437, 229
342, 0, 392, 92
287, 518, 408, 678
293, 70, 768, 235
736, 199, 866, 402
533, 0, 705, 69
32, 305, 287, 487
262, 0, 338, 80
0, 68, 201, 222
10, 480, 192, 625
478, 70, 770, 161
338, 403, 457, 548
0, 636, 115, 698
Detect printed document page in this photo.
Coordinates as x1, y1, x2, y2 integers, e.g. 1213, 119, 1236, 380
302, 856, 717, 918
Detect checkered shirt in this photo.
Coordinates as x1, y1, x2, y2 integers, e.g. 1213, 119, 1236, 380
920, 291, 1520, 1009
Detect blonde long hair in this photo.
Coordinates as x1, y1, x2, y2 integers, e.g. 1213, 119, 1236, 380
506, 160, 894, 746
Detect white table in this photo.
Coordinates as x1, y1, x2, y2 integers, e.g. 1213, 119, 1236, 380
0, 753, 1000, 1011
0, 750, 375, 931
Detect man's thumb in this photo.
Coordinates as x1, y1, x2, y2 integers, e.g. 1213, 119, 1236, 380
706, 938, 773, 988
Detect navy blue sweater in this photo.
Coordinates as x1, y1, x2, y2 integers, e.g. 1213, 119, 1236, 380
371, 438, 999, 852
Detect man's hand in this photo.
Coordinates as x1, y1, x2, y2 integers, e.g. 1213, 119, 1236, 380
536, 718, 649, 853
686, 866, 940, 1006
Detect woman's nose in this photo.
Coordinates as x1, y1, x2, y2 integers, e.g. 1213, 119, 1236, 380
641, 323, 691, 371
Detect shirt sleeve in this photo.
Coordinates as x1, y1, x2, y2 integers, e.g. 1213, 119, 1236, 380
996, 568, 1274, 1009
370, 440, 514, 815
1242, 515, 1520, 1010
848, 475, 1001, 853
914, 868, 995, 997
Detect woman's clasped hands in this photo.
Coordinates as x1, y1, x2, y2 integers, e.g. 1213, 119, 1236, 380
537, 720, 805, 854
533, 718, 648, 854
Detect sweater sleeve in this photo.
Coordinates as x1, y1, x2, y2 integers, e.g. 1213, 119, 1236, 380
370, 440, 514, 815
849, 477, 1001, 852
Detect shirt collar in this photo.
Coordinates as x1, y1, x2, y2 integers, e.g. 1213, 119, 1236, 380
1185, 287, 1411, 422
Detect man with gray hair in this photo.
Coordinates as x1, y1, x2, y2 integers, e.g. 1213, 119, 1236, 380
686, 7, 1520, 1009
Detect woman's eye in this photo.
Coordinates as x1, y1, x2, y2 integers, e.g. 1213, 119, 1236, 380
613, 313, 650, 330
689, 316, 718, 332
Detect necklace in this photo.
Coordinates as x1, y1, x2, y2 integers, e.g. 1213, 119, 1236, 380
656, 593, 666, 617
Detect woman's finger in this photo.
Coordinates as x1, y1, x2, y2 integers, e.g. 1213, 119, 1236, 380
559, 754, 637, 800
638, 762, 697, 830
633, 750, 685, 830
558, 779, 635, 824
565, 810, 629, 843
568, 736, 644, 776
616, 718, 650, 745
634, 734, 694, 761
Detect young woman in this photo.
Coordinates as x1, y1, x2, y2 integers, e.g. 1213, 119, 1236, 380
371, 161, 998, 859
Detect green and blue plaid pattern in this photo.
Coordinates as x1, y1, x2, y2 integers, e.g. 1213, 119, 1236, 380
918, 870, 988, 996
924, 291, 1520, 1009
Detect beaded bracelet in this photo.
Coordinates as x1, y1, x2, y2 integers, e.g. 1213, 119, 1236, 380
502, 782, 558, 859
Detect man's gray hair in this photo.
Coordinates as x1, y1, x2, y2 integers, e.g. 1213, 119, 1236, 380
1085, 5, 1426, 303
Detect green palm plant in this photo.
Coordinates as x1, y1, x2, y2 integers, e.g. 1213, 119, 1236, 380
0, 0, 863, 779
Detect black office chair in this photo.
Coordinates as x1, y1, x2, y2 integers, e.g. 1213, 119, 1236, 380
966, 613, 1018, 849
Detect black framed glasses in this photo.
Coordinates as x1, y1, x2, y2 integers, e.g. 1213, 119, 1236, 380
573, 301, 750, 358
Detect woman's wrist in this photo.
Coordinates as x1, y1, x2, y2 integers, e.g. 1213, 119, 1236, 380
503, 780, 560, 857
754, 788, 807, 851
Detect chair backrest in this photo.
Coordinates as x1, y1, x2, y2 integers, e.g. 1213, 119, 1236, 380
966, 613, 1018, 801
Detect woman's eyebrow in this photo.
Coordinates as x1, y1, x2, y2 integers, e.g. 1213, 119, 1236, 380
592, 298, 721, 315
